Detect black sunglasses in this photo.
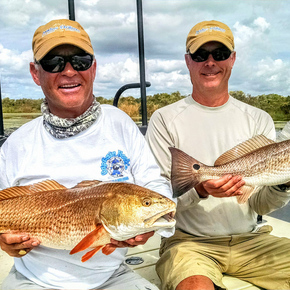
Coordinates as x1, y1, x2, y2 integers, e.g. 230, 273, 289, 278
189, 47, 232, 62
37, 53, 94, 73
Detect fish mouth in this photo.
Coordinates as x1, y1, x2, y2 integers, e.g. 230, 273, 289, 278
144, 208, 176, 227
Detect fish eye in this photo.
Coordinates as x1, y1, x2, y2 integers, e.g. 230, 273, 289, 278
142, 198, 152, 207
193, 164, 200, 170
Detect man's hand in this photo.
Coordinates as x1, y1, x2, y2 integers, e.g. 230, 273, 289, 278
109, 231, 154, 248
0, 233, 40, 257
195, 174, 245, 198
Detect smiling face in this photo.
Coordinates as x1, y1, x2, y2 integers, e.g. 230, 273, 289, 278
30, 45, 96, 118
185, 41, 236, 107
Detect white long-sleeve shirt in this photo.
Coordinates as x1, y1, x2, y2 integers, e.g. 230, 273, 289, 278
0, 104, 173, 289
146, 95, 290, 237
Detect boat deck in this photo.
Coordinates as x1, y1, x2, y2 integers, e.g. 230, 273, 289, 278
0, 215, 289, 289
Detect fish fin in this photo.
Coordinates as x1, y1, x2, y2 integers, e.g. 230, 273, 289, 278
70, 225, 106, 255
0, 180, 66, 201
215, 135, 275, 166
81, 244, 116, 262
236, 185, 257, 204
81, 246, 104, 262
29, 180, 67, 191
169, 147, 203, 198
72, 180, 104, 188
102, 244, 117, 255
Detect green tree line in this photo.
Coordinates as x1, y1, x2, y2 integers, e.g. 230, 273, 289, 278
2, 91, 290, 121
2, 98, 44, 113
229, 91, 290, 121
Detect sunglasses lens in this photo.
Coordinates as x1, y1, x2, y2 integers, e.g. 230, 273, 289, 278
212, 48, 232, 61
190, 47, 232, 62
40, 56, 65, 73
190, 49, 209, 62
39, 54, 93, 73
71, 54, 93, 71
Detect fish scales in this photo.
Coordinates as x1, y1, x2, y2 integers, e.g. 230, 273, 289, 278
169, 135, 290, 202
1, 187, 105, 247
200, 141, 290, 185
0, 180, 176, 260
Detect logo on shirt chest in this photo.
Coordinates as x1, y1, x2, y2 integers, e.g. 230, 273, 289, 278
101, 150, 130, 181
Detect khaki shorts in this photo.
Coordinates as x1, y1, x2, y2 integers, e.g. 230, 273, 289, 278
156, 225, 290, 290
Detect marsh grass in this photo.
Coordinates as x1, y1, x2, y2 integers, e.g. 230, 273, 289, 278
1, 113, 287, 136
3, 113, 41, 131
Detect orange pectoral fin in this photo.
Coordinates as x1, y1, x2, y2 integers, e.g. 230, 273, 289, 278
80, 242, 117, 262
70, 224, 106, 255
102, 244, 117, 255
81, 246, 104, 262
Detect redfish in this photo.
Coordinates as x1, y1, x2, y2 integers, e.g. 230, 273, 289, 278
170, 135, 290, 203
0, 180, 176, 262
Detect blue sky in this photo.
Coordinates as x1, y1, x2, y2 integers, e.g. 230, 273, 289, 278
0, 0, 290, 100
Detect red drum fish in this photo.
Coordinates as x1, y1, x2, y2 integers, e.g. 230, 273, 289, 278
0, 180, 176, 262
170, 135, 290, 203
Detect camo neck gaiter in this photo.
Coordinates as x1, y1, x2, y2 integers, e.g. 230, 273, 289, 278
41, 97, 101, 139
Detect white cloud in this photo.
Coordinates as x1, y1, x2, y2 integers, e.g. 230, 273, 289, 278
149, 70, 189, 92
98, 58, 139, 84
80, 0, 100, 6
147, 59, 184, 74
0, 0, 44, 26
256, 58, 284, 78
233, 17, 271, 52
0, 45, 32, 76
253, 17, 270, 32
256, 58, 290, 89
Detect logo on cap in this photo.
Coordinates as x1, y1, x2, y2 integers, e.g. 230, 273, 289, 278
42, 25, 81, 37
196, 26, 226, 35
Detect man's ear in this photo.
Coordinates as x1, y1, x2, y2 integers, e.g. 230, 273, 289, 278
184, 54, 191, 69
230, 51, 236, 69
30, 62, 41, 86
92, 59, 97, 80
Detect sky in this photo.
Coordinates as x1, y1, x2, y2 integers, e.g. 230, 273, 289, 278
0, 0, 290, 100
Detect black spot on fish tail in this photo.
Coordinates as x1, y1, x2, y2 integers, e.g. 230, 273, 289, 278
169, 147, 202, 198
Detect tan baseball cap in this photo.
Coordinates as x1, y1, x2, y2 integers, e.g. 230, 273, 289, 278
32, 19, 94, 61
186, 20, 234, 54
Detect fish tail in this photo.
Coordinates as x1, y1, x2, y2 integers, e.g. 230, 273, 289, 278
169, 147, 204, 198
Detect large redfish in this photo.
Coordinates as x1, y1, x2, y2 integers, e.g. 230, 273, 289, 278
170, 135, 290, 203
0, 180, 176, 262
